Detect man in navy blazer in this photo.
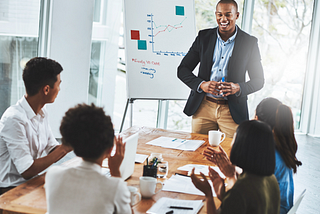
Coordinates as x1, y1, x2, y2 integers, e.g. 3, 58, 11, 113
178, 0, 264, 137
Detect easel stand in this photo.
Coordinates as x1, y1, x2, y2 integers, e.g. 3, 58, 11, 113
119, 98, 185, 133
120, 98, 135, 133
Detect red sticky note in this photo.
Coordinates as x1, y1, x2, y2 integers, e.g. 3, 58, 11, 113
131, 30, 140, 40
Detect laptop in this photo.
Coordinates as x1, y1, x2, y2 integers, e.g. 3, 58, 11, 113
101, 132, 139, 180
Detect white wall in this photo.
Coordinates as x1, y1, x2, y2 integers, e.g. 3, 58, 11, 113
45, 0, 95, 137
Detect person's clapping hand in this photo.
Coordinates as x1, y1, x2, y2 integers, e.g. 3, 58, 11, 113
190, 168, 213, 197
208, 167, 225, 201
191, 166, 226, 201
108, 135, 126, 177
204, 145, 236, 178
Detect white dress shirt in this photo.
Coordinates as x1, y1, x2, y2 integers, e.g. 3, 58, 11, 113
0, 96, 58, 187
45, 160, 132, 214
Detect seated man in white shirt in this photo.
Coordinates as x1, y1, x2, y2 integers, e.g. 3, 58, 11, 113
45, 103, 132, 214
0, 57, 72, 194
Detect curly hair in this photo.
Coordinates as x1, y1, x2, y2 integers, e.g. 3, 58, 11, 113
22, 57, 63, 96
60, 103, 114, 159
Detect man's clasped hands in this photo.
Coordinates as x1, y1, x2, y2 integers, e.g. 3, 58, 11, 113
200, 81, 240, 97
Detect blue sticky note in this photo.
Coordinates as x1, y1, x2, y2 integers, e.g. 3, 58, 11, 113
176, 6, 184, 16
138, 40, 147, 50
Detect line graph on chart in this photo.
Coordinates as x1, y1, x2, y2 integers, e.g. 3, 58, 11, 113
152, 16, 187, 37
147, 10, 191, 57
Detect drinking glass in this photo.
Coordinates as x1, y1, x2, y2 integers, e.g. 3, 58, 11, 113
157, 161, 168, 178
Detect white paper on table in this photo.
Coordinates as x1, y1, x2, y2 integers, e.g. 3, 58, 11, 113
147, 197, 203, 214
146, 136, 205, 151
175, 140, 205, 151
135, 154, 149, 163
163, 174, 216, 197
177, 164, 226, 179
146, 136, 183, 148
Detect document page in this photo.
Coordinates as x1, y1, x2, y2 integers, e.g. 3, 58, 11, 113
163, 174, 216, 197
146, 137, 205, 151
147, 197, 203, 214
135, 154, 149, 163
177, 164, 226, 178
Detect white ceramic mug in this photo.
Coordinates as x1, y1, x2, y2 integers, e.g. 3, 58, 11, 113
208, 130, 226, 146
139, 176, 163, 198
127, 186, 141, 206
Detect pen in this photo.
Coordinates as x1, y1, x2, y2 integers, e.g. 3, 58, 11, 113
175, 173, 189, 177
220, 77, 225, 95
169, 206, 193, 210
151, 157, 158, 169
166, 210, 174, 214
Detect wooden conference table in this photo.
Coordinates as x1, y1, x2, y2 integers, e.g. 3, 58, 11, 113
0, 126, 232, 214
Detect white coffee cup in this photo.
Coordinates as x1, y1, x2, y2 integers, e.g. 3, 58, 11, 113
127, 186, 141, 206
139, 176, 163, 198
208, 130, 226, 146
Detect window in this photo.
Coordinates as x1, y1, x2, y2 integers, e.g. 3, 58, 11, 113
88, 0, 122, 128
93, 0, 102, 22
249, 0, 314, 129
0, 0, 40, 116
88, 41, 104, 105
167, 100, 190, 131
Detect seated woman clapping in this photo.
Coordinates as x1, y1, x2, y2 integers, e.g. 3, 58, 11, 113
191, 120, 280, 214
204, 98, 301, 214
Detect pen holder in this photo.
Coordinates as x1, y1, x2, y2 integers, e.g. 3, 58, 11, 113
143, 165, 158, 178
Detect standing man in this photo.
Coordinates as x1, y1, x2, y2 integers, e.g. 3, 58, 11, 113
178, 0, 264, 137
0, 57, 72, 194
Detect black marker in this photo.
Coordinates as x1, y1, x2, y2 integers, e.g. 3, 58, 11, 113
169, 206, 193, 210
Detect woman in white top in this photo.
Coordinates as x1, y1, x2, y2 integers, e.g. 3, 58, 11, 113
45, 104, 132, 214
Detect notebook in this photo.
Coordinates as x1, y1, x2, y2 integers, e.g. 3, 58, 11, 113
101, 133, 139, 180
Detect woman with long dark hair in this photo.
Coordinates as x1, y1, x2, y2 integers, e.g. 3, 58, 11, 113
204, 97, 302, 214
191, 120, 280, 214
256, 98, 302, 213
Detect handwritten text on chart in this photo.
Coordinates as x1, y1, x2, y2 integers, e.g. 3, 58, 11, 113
132, 58, 160, 66
140, 67, 156, 79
